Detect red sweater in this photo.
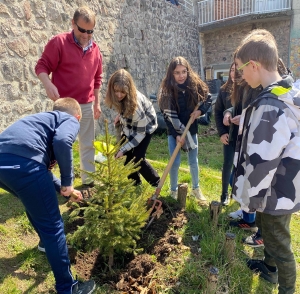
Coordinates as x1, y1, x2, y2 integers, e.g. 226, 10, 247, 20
35, 31, 103, 104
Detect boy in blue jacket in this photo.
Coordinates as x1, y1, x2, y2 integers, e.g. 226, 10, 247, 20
233, 31, 300, 293
0, 98, 95, 294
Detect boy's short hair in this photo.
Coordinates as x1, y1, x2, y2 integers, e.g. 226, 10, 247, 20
235, 34, 278, 72
73, 6, 96, 26
53, 98, 82, 118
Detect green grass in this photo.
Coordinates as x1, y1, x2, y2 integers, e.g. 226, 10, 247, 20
0, 119, 299, 293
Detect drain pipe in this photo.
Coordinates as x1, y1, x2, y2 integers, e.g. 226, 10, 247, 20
198, 43, 205, 80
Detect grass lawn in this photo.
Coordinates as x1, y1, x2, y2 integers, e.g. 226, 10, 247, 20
0, 120, 299, 293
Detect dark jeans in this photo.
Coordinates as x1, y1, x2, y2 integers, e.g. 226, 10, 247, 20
221, 141, 235, 195
256, 212, 296, 294
123, 133, 160, 186
0, 154, 75, 294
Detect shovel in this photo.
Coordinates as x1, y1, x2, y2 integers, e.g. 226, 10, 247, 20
146, 102, 201, 229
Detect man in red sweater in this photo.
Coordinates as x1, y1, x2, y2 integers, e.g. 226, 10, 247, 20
35, 6, 103, 187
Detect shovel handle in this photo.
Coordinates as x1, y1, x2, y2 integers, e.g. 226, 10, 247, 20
154, 102, 201, 198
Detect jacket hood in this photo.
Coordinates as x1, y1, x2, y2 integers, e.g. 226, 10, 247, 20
263, 76, 300, 120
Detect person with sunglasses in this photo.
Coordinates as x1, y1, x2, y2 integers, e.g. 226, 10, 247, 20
35, 6, 103, 189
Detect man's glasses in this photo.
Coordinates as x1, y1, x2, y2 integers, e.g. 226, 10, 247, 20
75, 23, 94, 34
173, 70, 188, 76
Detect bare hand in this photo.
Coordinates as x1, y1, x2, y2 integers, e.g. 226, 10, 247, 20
70, 189, 83, 203
223, 112, 232, 126
114, 114, 120, 125
190, 110, 201, 123
220, 133, 229, 145
61, 186, 73, 197
115, 151, 124, 159
94, 103, 101, 120
45, 81, 60, 101
231, 115, 241, 125
176, 135, 185, 145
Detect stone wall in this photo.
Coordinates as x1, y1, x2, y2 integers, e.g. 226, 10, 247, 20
201, 19, 290, 70
0, 0, 200, 133
290, 0, 300, 79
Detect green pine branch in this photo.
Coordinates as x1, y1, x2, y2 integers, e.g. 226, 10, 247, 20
67, 120, 150, 271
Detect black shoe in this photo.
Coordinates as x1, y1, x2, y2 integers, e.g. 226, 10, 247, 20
229, 219, 258, 231
37, 240, 46, 253
220, 193, 229, 206
72, 280, 96, 294
246, 259, 278, 284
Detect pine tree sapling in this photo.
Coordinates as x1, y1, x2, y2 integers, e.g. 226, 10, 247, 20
67, 121, 150, 271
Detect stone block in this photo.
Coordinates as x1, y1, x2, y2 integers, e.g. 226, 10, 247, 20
24, 1, 32, 20
6, 37, 29, 58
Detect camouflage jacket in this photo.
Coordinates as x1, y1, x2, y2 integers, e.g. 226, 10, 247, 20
232, 77, 300, 215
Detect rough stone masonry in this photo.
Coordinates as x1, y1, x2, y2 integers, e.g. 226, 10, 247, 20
0, 0, 199, 134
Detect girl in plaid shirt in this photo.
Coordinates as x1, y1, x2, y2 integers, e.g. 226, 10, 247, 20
105, 69, 160, 187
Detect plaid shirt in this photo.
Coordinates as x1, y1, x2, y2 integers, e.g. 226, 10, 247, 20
120, 91, 157, 153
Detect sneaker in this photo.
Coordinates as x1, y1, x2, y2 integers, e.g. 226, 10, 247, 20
229, 219, 258, 231
246, 259, 278, 284
170, 190, 178, 200
37, 240, 46, 253
72, 280, 96, 294
228, 209, 243, 220
242, 232, 264, 248
220, 193, 229, 206
191, 188, 207, 201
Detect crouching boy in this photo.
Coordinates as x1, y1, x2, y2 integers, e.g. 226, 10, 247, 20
232, 31, 300, 294
0, 98, 95, 294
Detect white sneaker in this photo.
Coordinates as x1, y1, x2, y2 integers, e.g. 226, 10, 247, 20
228, 209, 243, 219
170, 190, 178, 200
191, 188, 207, 201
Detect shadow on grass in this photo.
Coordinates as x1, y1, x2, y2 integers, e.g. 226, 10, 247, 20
167, 199, 278, 294
0, 191, 25, 224
0, 247, 53, 293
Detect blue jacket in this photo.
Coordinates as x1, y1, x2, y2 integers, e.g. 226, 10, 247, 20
0, 111, 80, 187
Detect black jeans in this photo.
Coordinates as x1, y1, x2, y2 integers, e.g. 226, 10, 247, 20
221, 140, 236, 195
122, 133, 160, 187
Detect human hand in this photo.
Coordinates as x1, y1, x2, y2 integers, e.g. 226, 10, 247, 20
94, 103, 101, 119
220, 133, 229, 145
114, 114, 120, 125
44, 80, 60, 101
115, 151, 124, 159
176, 135, 185, 145
223, 112, 232, 126
231, 115, 241, 125
61, 186, 83, 202
190, 110, 201, 123
70, 189, 83, 203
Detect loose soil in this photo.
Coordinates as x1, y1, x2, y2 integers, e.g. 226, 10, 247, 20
66, 199, 189, 293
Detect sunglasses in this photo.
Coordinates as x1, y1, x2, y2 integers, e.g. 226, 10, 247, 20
75, 23, 94, 34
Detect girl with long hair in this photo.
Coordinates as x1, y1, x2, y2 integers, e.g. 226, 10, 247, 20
214, 62, 237, 206
158, 56, 211, 201
105, 69, 160, 187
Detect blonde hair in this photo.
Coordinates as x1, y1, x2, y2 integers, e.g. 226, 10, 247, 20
73, 6, 96, 26
53, 97, 82, 117
105, 69, 138, 117
235, 32, 278, 71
